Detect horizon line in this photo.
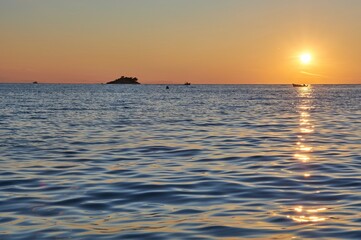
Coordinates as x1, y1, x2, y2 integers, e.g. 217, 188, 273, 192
1, 82, 360, 85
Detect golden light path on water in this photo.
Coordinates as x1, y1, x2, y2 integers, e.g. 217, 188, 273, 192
288, 86, 328, 224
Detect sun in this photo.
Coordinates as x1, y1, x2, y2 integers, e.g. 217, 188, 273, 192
299, 53, 312, 65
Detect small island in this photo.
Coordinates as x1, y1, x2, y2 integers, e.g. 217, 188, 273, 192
106, 76, 140, 84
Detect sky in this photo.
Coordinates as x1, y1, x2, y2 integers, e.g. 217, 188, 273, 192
1, 0, 361, 84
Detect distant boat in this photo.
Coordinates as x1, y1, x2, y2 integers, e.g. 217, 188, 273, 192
33, 81, 38, 84
184, 82, 191, 85
292, 83, 309, 87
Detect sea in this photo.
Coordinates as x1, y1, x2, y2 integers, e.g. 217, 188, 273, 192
0, 84, 360, 240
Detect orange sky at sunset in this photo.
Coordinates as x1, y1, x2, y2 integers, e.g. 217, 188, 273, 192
1, 0, 361, 84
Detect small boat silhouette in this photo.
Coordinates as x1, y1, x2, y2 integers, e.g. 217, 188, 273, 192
33, 81, 38, 84
184, 82, 191, 85
292, 83, 309, 87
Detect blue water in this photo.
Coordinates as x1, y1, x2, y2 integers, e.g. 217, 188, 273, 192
0, 84, 360, 239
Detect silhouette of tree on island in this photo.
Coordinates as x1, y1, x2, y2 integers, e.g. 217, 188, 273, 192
106, 76, 140, 84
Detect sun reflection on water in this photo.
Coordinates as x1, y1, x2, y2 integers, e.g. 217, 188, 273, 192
294, 153, 310, 162
303, 172, 311, 178
289, 86, 327, 224
298, 145, 313, 152
288, 206, 327, 223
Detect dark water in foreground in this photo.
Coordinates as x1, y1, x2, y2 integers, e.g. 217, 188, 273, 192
0, 84, 360, 239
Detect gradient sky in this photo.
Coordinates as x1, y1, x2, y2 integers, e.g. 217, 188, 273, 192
1, 0, 361, 84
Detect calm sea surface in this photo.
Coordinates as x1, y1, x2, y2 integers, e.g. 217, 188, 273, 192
0, 84, 360, 239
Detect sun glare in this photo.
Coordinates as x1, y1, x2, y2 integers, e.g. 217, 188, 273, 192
299, 53, 312, 65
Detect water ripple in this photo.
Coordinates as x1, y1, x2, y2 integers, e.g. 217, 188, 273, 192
0, 84, 360, 239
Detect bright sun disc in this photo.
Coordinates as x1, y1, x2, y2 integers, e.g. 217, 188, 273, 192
300, 53, 312, 64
